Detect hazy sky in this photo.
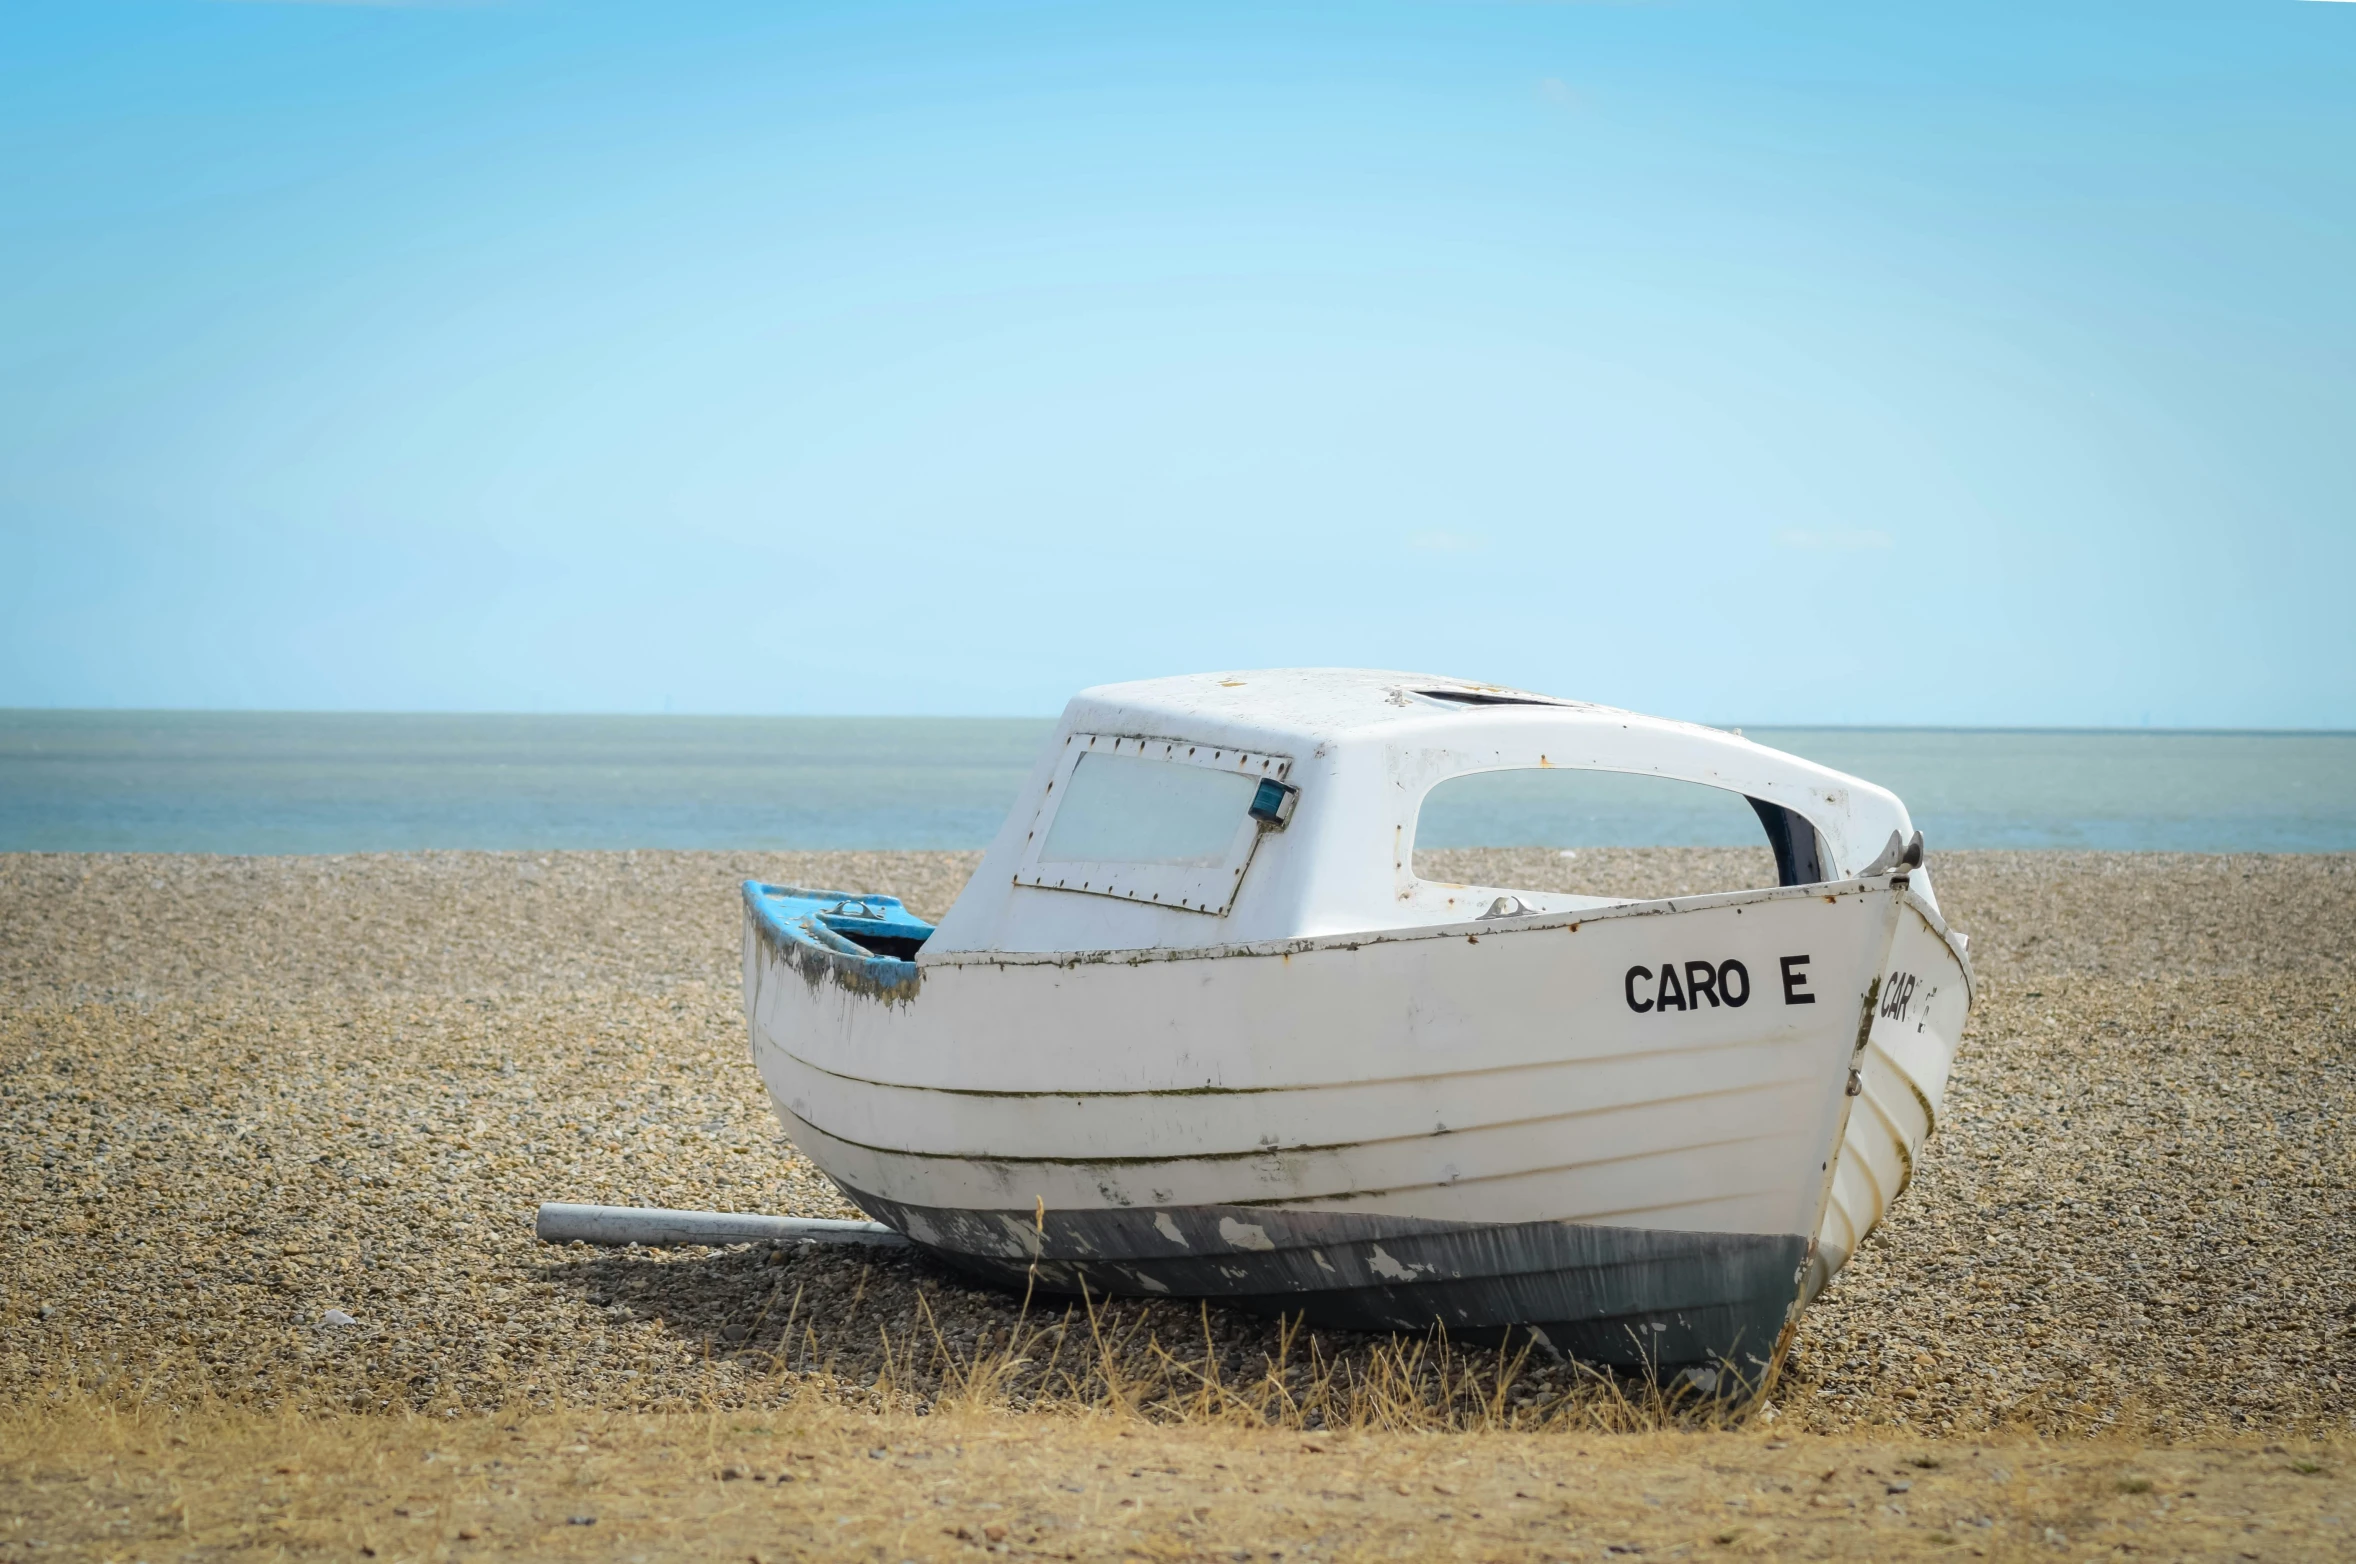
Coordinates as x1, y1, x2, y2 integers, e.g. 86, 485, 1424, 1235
4, 2, 2351, 724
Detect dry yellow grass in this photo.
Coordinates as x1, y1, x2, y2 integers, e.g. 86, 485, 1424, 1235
4, 1394, 2349, 1562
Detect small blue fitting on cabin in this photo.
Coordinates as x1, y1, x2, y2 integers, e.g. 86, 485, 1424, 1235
1249, 778, 1299, 829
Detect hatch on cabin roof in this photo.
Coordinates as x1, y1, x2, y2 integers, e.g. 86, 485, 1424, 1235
1057, 667, 1613, 745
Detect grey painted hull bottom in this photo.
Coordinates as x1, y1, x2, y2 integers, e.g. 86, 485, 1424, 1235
847, 1186, 1807, 1372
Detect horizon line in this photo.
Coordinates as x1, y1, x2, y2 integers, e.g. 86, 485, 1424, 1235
2, 707, 2352, 739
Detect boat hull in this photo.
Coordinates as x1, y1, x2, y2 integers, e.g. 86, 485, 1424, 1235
1811, 895, 1973, 1297
745, 877, 1957, 1372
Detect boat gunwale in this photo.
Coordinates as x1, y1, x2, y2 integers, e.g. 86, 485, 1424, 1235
889, 872, 1974, 1007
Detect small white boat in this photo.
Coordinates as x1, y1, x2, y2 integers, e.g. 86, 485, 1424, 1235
743, 670, 1971, 1377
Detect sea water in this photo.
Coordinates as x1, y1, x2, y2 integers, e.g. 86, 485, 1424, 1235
0, 712, 2348, 855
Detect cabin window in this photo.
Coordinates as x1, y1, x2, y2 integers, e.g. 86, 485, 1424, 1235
1015, 734, 1294, 915
1040, 752, 1261, 866
1413, 767, 1820, 900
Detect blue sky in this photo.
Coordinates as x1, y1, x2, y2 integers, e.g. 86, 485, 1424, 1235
3, 2, 2351, 725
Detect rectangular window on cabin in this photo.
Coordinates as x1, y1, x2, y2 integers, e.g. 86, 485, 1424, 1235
1015, 735, 1294, 915
1039, 752, 1261, 866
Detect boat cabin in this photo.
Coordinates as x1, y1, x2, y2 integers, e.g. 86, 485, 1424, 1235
907, 668, 1929, 960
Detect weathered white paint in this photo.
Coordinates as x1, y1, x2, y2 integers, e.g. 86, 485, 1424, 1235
743, 669, 1973, 1354
752, 879, 1945, 1246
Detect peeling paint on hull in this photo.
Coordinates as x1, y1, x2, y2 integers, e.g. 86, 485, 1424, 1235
848, 1186, 1806, 1370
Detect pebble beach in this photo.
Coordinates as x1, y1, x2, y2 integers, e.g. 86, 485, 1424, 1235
3, 848, 2351, 1436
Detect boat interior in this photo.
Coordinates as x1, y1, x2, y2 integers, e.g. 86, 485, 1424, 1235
749, 885, 936, 966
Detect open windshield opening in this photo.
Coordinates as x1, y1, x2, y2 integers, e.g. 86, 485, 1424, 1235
1412, 767, 1825, 901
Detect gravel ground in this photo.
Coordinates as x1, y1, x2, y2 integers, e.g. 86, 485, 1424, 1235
3, 849, 2350, 1436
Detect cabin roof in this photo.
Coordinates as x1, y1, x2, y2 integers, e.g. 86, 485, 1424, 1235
1070, 667, 1658, 745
